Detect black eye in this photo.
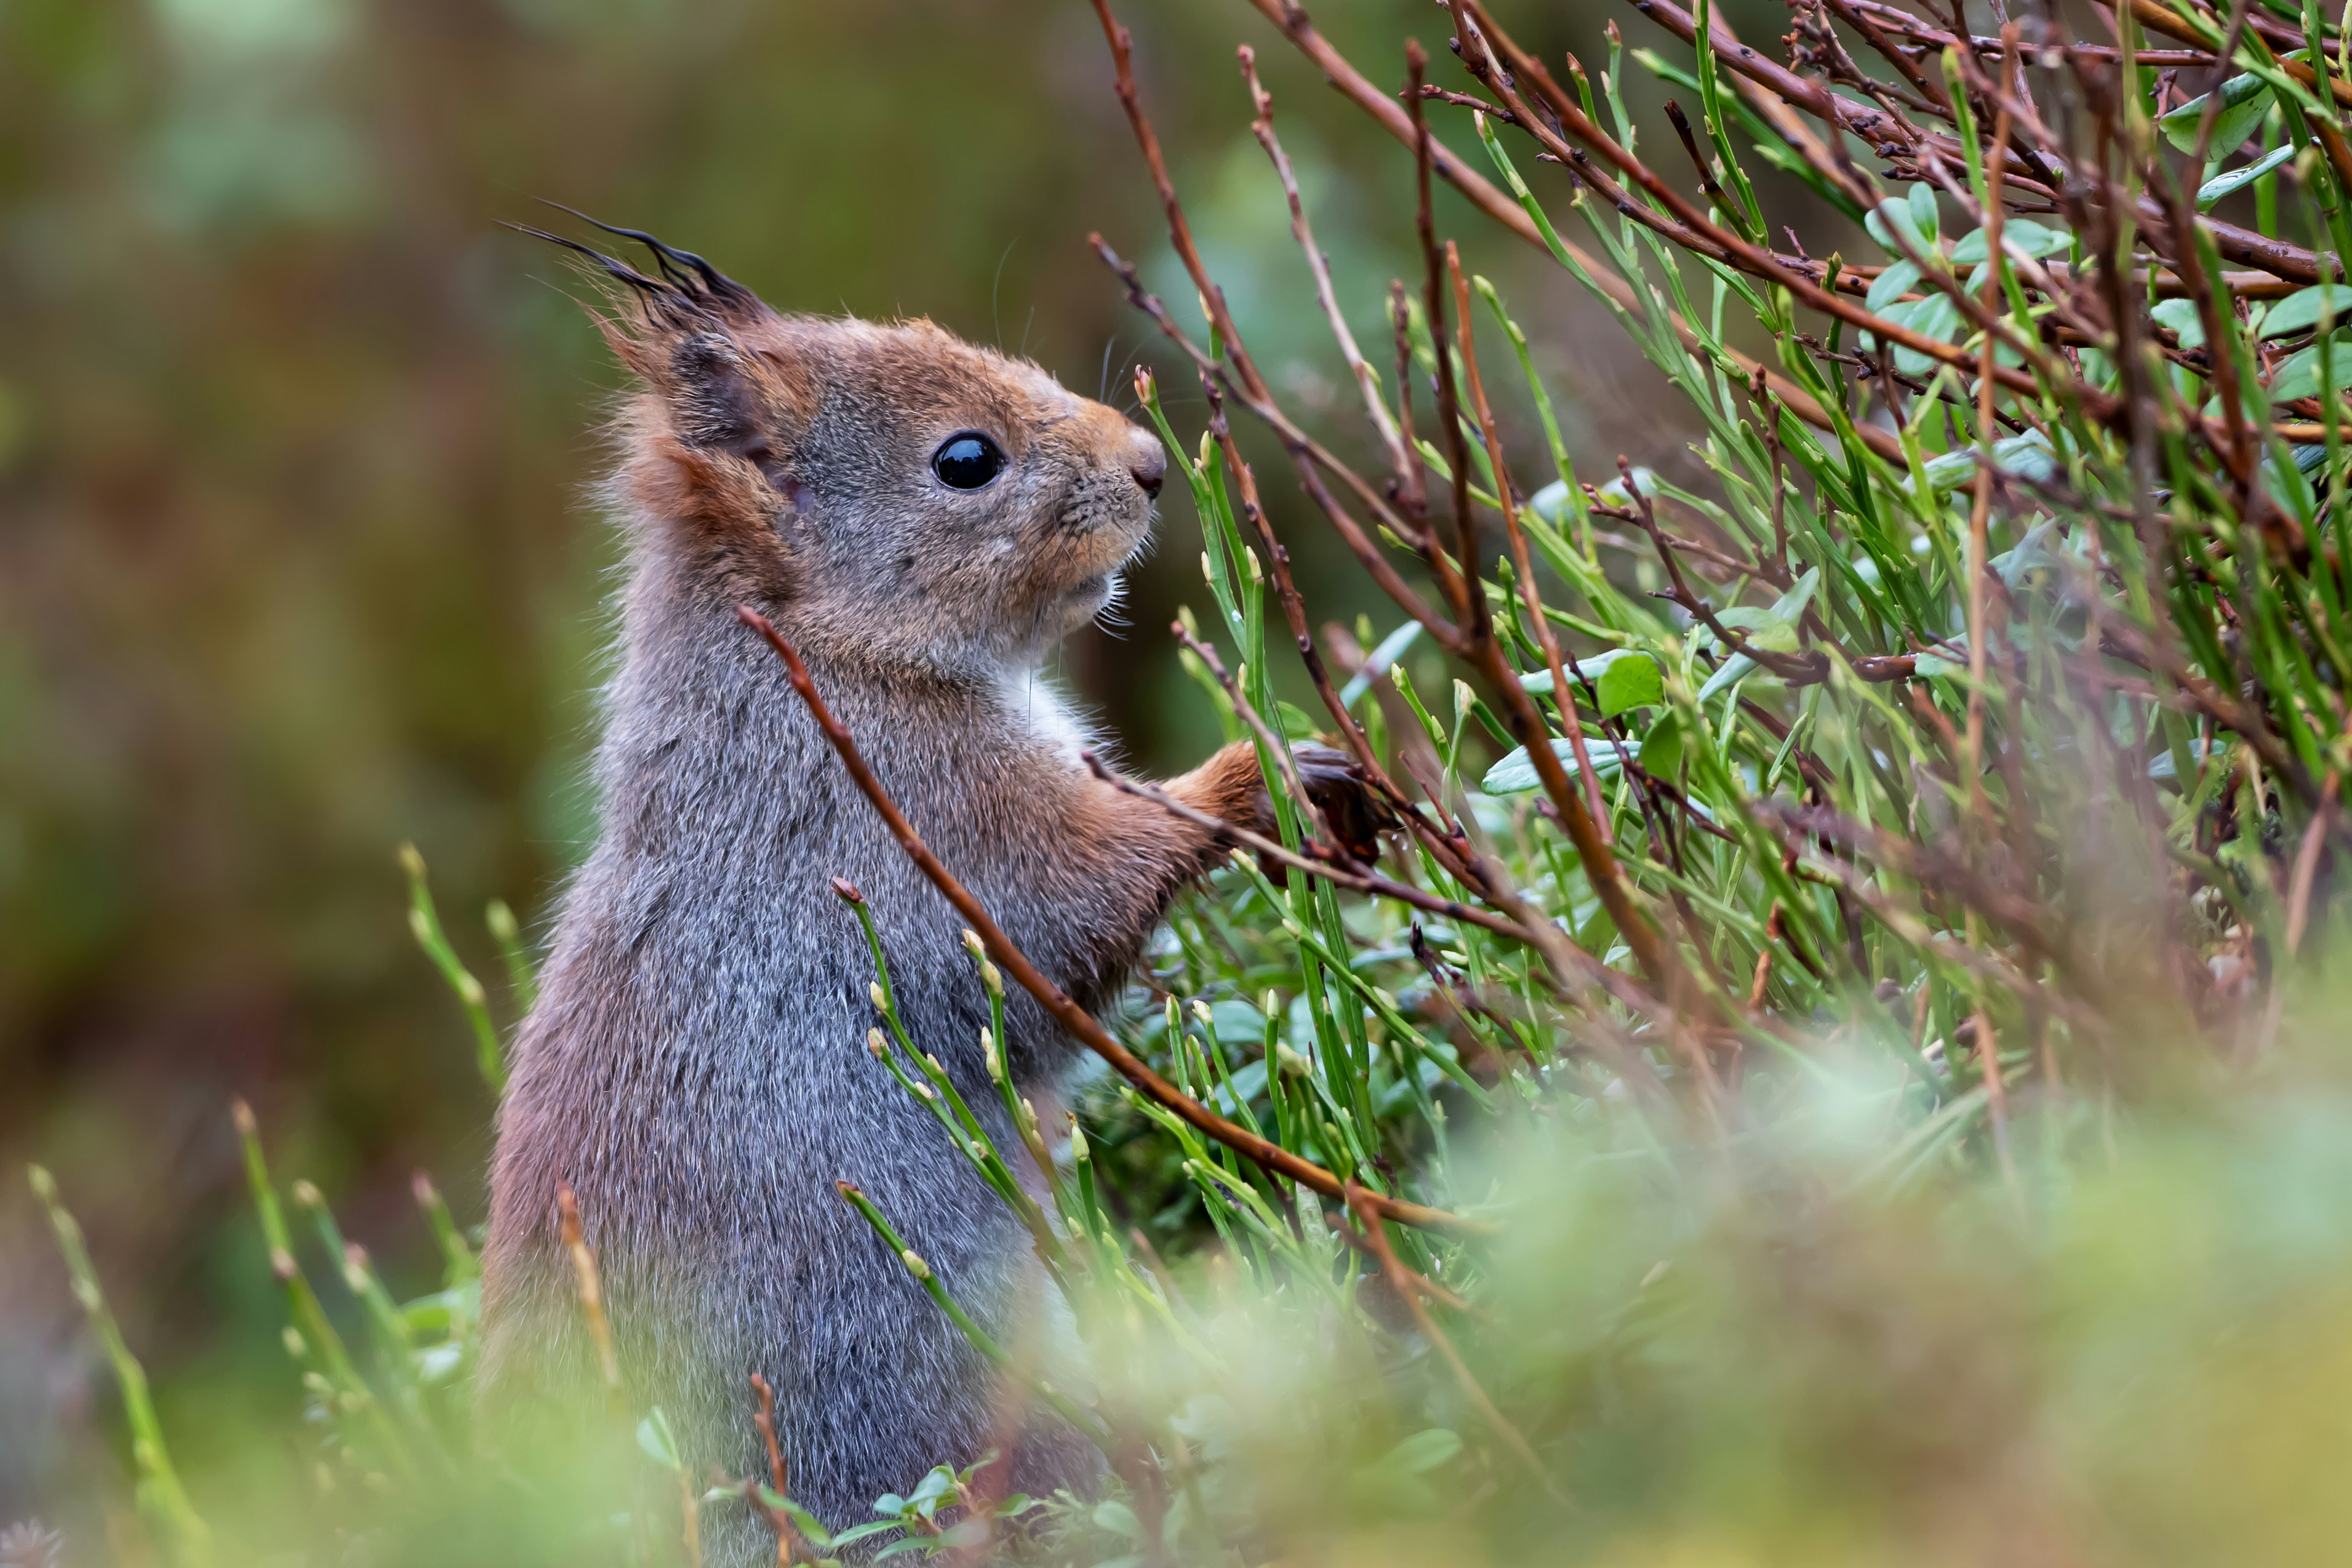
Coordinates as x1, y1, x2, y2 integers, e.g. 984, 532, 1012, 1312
931, 432, 1006, 490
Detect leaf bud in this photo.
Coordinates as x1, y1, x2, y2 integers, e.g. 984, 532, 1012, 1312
900, 1249, 932, 1281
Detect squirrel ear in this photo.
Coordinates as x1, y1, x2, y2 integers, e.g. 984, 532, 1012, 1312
671, 334, 769, 458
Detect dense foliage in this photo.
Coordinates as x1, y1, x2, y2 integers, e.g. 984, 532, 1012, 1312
30, 0, 2352, 1562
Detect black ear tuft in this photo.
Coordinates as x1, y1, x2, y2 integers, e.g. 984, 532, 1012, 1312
501, 221, 691, 318
525, 202, 761, 322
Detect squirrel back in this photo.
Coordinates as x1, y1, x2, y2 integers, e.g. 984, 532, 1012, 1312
480, 230, 1289, 1559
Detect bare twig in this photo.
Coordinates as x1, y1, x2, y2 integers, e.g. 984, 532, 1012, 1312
737, 607, 1484, 1237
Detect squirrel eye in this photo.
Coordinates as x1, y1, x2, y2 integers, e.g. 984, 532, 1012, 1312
931, 432, 1006, 490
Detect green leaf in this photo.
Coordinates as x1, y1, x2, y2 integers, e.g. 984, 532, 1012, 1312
1480, 738, 1633, 794
1866, 259, 1921, 311
1338, 620, 1424, 710
635, 1410, 681, 1471
1384, 1428, 1464, 1474
1914, 650, 1964, 682
1865, 196, 1933, 256
2159, 72, 2269, 153
2259, 284, 2352, 339
1276, 701, 1324, 741
1946, 219, 2068, 263
1695, 568, 1818, 702
824, 1520, 905, 1549
2266, 333, 2352, 402
1907, 431, 2058, 494
1594, 466, 1656, 505
1893, 294, 1963, 376
1596, 653, 1665, 717
1640, 710, 1686, 777
1093, 1499, 1146, 1543
1519, 647, 1647, 693
2151, 297, 2206, 349
759, 1490, 840, 1548
2199, 143, 2295, 208
1909, 181, 1939, 240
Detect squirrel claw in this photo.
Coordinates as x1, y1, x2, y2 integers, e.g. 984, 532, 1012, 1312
1290, 743, 1396, 865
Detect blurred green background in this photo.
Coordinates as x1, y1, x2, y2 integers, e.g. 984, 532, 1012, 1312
0, 0, 1712, 1535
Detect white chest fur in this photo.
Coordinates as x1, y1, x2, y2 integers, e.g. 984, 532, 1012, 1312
996, 670, 1095, 767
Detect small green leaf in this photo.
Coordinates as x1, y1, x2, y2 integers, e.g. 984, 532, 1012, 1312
1596, 653, 1665, 717
1947, 219, 2068, 264
1906, 431, 2058, 495
2151, 297, 2206, 349
2259, 285, 2352, 339
1338, 620, 1423, 708
1594, 466, 1656, 505
1640, 711, 1686, 777
1909, 181, 1939, 240
1521, 646, 1646, 694
1914, 651, 1964, 682
1382, 1428, 1464, 1475
1093, 1499, 1146, 1542
760, 1490, 839, 1548
1866, 197, 1932, 256
1275, 701, 1324, 741
2159, 73, 2268, 152
2199, 144, 2295, 208
824, 1520, 904, 1549
1893, 294, 1963, 376
635, 1410, 681, 1471
2265, 333, 2352, 403
1866, 259, 1921, 311
1480, 739, 1632, 794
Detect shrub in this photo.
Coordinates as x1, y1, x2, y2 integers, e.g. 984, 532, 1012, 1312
32, 0, 2352, 1563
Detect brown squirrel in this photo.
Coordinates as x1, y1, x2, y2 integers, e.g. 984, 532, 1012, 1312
479, 224, 1369, 1560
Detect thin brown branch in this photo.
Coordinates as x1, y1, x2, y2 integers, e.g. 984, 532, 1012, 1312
1448, 245, 1607, 826
1344, 1184, 1565, 1501
1245, 47, 1418, 495
736, 607, 1485, 1237
1240, 0, 1906, 461
555, 1183, 622, 1411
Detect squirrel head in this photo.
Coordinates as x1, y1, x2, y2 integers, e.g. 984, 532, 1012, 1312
539, 220, 1168, 674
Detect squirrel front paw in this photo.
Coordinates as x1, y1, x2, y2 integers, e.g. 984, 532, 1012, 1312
1175, 740, 1395, 864
1290, 743, 1395, 863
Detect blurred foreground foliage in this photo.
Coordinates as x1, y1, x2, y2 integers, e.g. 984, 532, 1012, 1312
32, 0, 2352, 1562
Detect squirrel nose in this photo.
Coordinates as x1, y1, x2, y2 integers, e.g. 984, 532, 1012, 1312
1128, 433, 1167, 500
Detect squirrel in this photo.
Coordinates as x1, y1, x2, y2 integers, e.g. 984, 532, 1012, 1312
478, 224, 1373, 1560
